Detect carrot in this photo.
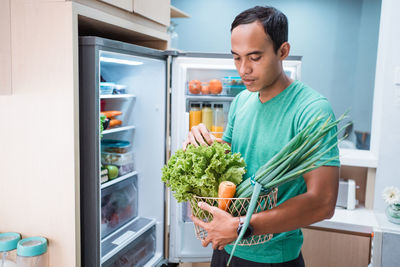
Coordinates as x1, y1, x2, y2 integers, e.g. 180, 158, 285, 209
218, 181, 236, 211
108, 119, 122, 128
101, 111, 122, 119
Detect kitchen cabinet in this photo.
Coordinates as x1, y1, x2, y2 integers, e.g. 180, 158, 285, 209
302, 227, 372, 267
0, 0, 12, 95
96, 0, 170, 26
133, 0, 170, 26
98, 0, 133, 12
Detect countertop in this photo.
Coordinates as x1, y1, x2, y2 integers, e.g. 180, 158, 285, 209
310, 206, 400, 234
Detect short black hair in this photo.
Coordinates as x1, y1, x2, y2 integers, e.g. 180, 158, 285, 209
231, 6, 288, 52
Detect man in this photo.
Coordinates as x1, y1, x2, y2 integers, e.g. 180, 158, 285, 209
184, 6, 340, 267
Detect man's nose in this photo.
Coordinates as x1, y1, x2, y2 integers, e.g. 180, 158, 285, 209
239, 60, 251, 75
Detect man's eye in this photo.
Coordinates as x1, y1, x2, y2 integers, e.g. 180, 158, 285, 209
251, 56, 261, 61
233, 57, 240, 61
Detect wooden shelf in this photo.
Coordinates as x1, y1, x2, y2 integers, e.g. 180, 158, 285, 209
170, 5, 190, 18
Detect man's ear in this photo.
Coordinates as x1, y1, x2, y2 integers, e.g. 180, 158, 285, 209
278, 42, 290, 60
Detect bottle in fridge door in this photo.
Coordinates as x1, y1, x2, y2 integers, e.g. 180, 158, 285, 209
201, 103, 213, 130
211, 104, 225, 138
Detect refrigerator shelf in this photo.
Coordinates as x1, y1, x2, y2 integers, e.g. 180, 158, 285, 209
101, 171, 138, 189
103, 125, 136, 134
101, 217, 156, 263
186, 95, 235, 102
100, 94, 136, 99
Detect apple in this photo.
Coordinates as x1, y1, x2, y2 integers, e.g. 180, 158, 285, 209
106, 165, 119, 179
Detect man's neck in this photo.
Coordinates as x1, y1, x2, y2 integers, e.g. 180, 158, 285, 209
258, 74, 293, 103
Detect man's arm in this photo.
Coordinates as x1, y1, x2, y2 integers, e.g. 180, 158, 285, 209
250, 165, 339, 235
191, 165, 339, 250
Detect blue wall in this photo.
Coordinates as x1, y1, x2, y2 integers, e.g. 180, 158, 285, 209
171, 0, 381, 139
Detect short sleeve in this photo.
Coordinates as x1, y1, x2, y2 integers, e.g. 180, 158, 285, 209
222, 95, 239, 144
296, 99, 341, 167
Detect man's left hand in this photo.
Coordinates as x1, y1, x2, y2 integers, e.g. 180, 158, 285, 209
191, 202, 238, 250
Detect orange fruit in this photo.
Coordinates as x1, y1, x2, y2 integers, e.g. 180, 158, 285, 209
201, 85, 209, 95
209, 79, 222, 94
189, 80, 202, 94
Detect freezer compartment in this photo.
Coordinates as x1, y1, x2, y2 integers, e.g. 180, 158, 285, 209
102, 218, 156, 265
101, 177, 138, 238
103, 226, 156, 267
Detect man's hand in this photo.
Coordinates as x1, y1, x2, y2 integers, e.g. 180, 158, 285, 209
191, 202, 238, 250
182, 123, 222, 150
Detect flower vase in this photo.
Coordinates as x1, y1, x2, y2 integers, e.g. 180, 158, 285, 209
385, 204, 400, 224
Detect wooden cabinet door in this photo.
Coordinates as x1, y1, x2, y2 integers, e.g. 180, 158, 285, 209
302, 227, 371, 267
0, 0, 12, 94
98, 0, 133, 12
133, 0, 170, 26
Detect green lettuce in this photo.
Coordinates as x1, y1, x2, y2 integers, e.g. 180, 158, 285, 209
161, 142, 246, 202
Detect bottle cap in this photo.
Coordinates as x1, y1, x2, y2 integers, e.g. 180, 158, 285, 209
191, 103, 201, 107
203, 103, 211, 108
17, 237, 48, 257
214, 104, 223, 108
0, 232, 21, 252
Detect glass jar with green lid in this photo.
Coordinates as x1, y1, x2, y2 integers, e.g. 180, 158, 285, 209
0, 232, 21, 267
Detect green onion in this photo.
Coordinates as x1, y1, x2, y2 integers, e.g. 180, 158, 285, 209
227, 111, 348, 266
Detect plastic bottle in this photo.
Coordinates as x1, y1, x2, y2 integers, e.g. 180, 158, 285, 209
201, 103, 213, 130
211, 104, 224, 138
0, 232, 20, 267
17, 237, 48, 267
189, 103, 202, 130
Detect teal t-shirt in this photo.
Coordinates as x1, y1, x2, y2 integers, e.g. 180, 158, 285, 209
222, 80, 340, 263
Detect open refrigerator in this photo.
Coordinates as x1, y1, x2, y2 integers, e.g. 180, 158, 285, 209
79, 36, 301, 266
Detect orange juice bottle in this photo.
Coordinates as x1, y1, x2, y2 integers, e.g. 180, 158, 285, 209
211, 104, 224, 138
189, 103, 202, 130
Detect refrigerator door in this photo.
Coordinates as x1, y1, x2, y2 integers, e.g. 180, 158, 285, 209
79, 37, 167, 267
168, 53, 302, 263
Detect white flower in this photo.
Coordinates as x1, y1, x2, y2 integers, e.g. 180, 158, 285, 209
382, 186, 400, 205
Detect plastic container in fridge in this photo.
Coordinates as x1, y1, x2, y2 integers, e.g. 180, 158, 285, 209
100, 82, 115, 95
101, 140, 132, 154
101, 151, 134, 166
222, 76, 246, 96
113, 84, 127, 94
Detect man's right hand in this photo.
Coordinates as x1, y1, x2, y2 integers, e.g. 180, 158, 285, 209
182, 123, 222, 150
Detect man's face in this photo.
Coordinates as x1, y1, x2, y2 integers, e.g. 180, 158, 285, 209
231, 21, 283, 93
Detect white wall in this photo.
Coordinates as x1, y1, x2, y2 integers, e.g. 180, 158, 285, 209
373, 0, 400, 211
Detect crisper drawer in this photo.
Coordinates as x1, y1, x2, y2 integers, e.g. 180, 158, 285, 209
103, 225, 156, 267
101, 177, 138, 238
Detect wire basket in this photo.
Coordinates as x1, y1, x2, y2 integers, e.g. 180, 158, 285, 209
189, 187, 278, 246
